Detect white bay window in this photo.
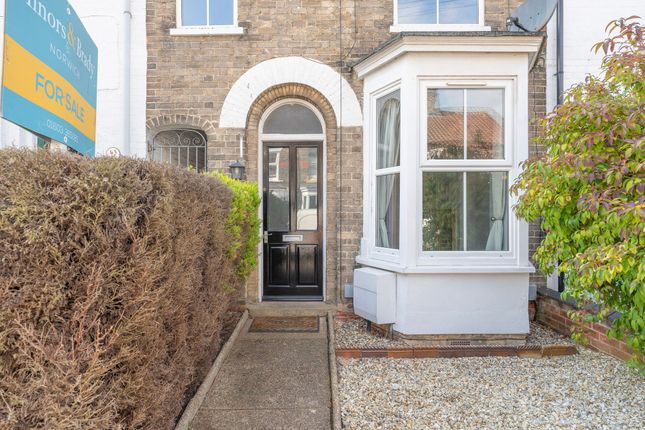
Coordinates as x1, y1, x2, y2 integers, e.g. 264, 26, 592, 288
361, 73, 524, 268
354, 34, 542, 336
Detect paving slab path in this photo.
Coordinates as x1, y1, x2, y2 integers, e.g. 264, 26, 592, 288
191, 316, 332, 430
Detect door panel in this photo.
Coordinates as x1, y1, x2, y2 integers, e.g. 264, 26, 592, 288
263, 143, 323, 300
268, 245, 290, 285
296, 245, 318, 286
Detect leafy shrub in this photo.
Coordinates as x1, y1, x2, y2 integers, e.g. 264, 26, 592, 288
512, 18, 644, 368
205, 172, 260, 280
0, 149, 258, 429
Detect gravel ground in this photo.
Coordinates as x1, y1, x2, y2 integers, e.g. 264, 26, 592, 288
335, 318, 407, 349
525, 322, 573, 345
338, 350, 645, 429
335, 318, 572, 349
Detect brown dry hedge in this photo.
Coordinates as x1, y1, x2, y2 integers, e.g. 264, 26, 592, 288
0, 149, 258, 429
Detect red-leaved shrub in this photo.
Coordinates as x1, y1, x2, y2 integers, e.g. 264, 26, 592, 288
0, 149, 256, 429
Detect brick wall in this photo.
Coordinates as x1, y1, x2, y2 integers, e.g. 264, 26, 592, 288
146, 0, 550, 304
527, 45, 548, 288
536, 290, 634, 361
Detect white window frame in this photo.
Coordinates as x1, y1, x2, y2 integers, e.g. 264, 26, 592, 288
391, 0, 489, 33
171, 0, 244, 35
369, 81, 402, 263
417, 78, 518, 266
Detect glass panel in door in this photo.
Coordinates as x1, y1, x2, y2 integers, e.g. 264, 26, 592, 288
296, 147, 318, 231
267, 147, 290, 231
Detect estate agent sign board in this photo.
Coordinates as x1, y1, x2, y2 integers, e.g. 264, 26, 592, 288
2, 0, 98, 156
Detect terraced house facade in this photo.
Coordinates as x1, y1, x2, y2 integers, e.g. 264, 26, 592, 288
146, 0, 547, 341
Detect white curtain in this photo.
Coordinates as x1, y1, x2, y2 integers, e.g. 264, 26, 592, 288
377, 98, 400, 248
485, 173, 507, 251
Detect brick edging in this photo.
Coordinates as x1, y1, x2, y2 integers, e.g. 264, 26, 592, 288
536, 292, 635, 361
327, 312, 342, 430
336, 344, 577, 359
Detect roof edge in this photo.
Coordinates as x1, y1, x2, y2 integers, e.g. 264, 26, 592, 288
352, 31, 545, 77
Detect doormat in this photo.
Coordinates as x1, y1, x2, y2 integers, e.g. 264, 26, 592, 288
249, 317, 320, 333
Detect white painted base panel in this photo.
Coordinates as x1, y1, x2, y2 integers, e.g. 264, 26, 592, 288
394, 273, 530, 335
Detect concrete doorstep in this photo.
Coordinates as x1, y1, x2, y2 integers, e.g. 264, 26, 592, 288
177, 312, 336, 430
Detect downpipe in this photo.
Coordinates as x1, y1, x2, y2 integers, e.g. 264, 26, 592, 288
122, 0, 132, 155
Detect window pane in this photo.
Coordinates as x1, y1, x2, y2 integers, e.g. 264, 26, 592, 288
209, 0, 234, 25
439, 0, 479, 24
466, 172, 508, 251
398, 0, 437, 24
182, 0, 207, 26
377, 90, 400, 169
376, 174, 400, 249
267, 147, 290, 231
422, 172, 463, 251
427, 89, 464, 159
297, 147, 318, 231
263, 104, 323, 134
467, 89, 504, 159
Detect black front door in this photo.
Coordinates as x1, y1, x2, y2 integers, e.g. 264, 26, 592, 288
263, 143, 323, 300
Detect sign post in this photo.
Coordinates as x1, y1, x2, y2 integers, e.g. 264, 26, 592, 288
2, 0, 98, 156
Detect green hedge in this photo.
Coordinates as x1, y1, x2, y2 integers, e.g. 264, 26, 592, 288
205, 172, 261, 280
0, 149, 259, 429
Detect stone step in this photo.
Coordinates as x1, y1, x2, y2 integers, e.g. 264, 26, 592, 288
247, 301, 336, 318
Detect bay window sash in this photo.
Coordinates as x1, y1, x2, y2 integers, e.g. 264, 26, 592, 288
420, 81, 514, 166
418, 79, 516, 262
371, 86, 402, 259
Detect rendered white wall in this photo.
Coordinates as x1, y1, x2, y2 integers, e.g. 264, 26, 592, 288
395, 273, 530, 335
0, 0, 147, 157
546, 1, 645, 111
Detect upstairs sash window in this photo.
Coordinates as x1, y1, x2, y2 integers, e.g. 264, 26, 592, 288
396, 0, 480, 26
180, 0, 234, 26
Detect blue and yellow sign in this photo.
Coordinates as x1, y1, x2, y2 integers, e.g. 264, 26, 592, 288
2, 0, 98, 156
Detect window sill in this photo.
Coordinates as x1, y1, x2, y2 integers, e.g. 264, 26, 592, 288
390, 24, 491, 33
170, 26, 244, 36
356, 255, 535, 274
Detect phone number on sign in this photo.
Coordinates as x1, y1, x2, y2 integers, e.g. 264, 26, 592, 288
46, 119, 79, 145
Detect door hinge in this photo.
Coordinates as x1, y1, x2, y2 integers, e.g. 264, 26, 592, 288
263, 231, 269, 244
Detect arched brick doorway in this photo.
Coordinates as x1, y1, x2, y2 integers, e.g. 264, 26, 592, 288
245, 84, 339, 303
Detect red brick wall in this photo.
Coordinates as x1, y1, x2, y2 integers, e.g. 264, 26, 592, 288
536, 293, 634, 361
